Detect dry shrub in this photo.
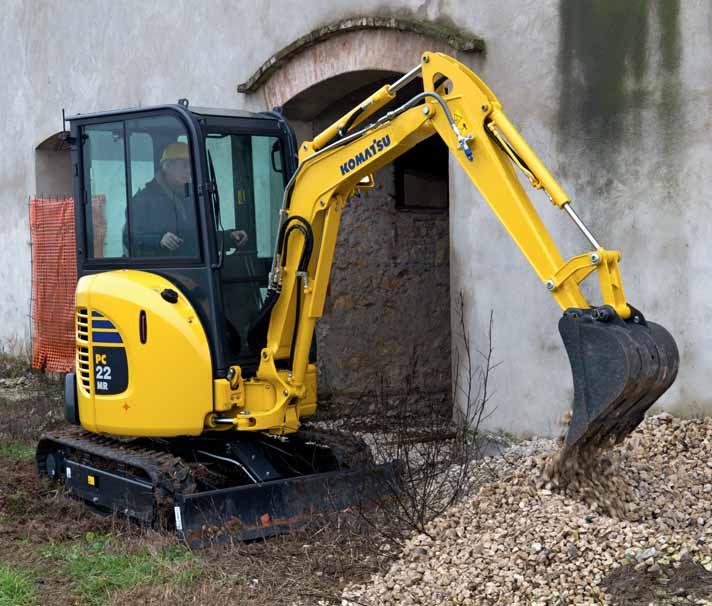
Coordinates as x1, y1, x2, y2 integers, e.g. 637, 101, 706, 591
350, 294, 498, 539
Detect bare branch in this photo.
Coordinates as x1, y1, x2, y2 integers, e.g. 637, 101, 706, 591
345, 292, 498, 539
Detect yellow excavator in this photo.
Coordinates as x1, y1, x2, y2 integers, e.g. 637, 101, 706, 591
37, 52, 678, 543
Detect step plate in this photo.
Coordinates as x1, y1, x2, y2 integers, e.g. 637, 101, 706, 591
64, 460, 154, 521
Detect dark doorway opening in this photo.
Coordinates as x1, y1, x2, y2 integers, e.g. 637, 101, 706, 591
283, 70, 451, 416
35, 132, 73, 197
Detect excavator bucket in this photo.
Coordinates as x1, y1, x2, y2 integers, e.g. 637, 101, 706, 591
558, 306, 679, 453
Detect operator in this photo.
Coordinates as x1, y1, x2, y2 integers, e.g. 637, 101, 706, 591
129, 142, 249, 256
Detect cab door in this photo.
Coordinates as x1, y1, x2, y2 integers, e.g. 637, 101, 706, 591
203, 122, 290, 376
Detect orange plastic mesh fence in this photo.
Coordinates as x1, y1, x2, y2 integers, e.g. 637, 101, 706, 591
30, 196, 106, 372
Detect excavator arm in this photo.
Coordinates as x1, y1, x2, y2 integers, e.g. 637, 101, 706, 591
235, 52, 677, 453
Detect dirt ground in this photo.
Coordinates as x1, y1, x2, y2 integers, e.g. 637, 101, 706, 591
0, 358, 393, 606
4, 356, 711, 605
602, 557, 712, 605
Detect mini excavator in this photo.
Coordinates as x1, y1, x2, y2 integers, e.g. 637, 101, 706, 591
37, 52, 678, 543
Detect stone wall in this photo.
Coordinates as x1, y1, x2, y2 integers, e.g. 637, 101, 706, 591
311, 95, 451, 412
447, 0, 712, 435
316, 164, 451, 410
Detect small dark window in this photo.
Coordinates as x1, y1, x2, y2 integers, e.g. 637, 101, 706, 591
394, 136, 449, 211
35, 132, 73, 197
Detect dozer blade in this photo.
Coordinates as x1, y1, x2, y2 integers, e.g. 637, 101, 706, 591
176, 463, 395, 547
559, 305, 679, 453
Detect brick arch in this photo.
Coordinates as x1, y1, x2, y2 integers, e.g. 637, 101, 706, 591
237, 17, 484, 109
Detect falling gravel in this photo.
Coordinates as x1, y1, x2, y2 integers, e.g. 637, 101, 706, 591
343, 414, 712, 605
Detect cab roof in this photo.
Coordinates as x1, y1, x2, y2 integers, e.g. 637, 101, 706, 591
67, 103, 279, 123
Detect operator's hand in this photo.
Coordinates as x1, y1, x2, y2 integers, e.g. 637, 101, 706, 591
229, 230, 249, 248
160, 232, 183, 251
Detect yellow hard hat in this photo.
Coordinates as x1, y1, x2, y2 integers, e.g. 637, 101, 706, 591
160, 142, 189, 163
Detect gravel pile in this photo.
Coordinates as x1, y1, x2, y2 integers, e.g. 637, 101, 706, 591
343, 414, 712, 605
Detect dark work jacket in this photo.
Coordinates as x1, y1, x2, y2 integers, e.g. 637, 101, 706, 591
125, 176, 199, 257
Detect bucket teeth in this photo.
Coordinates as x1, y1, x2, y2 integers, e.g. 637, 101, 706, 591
558, 306, 679, 453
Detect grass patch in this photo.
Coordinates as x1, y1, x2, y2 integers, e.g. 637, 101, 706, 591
2, 489, 33, 517
0, 563, 35, 606
0, 442, 35, 461
0, 355, 29, 379
41, 532, 199, 606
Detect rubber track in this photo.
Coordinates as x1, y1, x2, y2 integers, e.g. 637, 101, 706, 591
37, 427, 197, 506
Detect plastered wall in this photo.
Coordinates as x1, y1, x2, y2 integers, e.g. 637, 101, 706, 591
1, 0, 709, 435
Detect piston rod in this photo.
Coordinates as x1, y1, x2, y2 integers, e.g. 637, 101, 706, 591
563, 203, 602, 250
387, 64, 423, 94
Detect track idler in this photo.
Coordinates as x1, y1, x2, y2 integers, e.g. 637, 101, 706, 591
558, 305, 679, 453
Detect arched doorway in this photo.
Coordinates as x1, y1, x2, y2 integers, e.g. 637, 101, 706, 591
35, 132, 72, 197
238, 18, 484, 416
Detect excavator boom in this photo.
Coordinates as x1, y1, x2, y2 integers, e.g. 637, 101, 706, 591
260, 52, 678, 453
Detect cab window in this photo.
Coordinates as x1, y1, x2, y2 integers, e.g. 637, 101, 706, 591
126, 116, 198, 258
82, 114, 200, 260
205, 132, 285, 358
82, 122, 128, 258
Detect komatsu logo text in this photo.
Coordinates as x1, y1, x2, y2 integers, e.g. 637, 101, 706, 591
339, 135, 391, 175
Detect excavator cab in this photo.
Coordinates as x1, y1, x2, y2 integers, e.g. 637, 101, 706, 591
70, 103, 297, 388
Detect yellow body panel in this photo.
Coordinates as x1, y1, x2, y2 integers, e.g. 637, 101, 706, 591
75, 270, 213, 436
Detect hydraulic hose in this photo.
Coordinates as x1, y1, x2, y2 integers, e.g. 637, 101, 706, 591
288, 275, 302, 371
